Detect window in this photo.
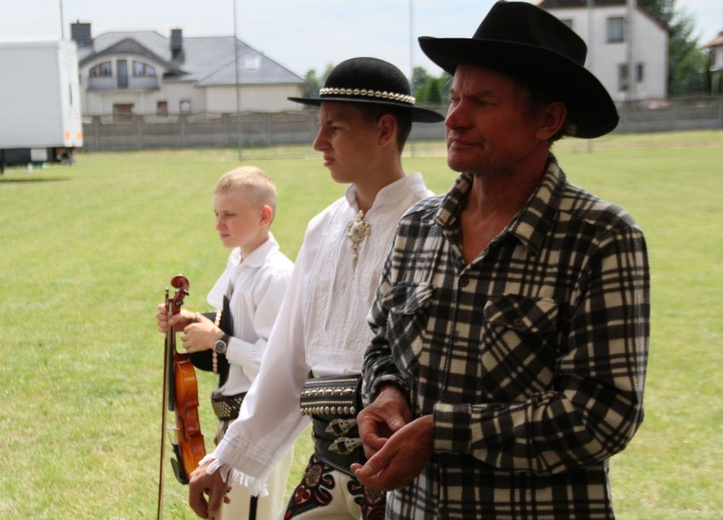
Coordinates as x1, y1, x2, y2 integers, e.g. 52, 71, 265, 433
636, 63, 645, 83
618, 64, 629, 91
560, 19, 573, 30
179, 99, 192, 114
133, 61, 156, 77
617, 63, 643, 91
90, 61, 112, 77
711, 49, 721, 68
607, 17, 625, 43
117, 59, 128, 88
156, 101, 168, 115
244, 56, 260, 70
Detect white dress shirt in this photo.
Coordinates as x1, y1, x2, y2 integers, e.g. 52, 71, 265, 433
206, 234, 293, 396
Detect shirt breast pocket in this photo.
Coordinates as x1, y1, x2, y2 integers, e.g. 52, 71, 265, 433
480, 295, 560, 398
381, 281, 433, 366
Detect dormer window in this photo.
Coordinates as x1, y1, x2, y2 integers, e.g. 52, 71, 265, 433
245, 56, 260, 70
133, 61, 156, 77
90, 61, 112, 77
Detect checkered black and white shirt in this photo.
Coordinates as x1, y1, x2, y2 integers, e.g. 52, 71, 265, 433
363, 159, 650, 519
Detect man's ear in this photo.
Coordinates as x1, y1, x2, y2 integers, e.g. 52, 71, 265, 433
378, 113, 398, 148
536, 101, 567, 140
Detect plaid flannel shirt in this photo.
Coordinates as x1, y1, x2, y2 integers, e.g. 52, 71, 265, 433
363, 159, 650, 519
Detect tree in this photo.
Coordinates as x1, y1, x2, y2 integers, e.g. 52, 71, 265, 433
412, 67, 452, 105
639, 0, 710, 94
415, 76, 443, 104
439, 72, 453, 101
301, 62, 336, 99
667, 15, 711, 95
411, 66, 430, 93
320, 62, 335, 85
302, 69, 321, 99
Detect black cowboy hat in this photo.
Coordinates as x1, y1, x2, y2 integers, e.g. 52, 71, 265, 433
418, 1, 618, 138
288, 57, 444, 123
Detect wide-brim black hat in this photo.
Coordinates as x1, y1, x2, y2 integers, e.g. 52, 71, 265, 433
418, 1, 618, 138
288, 57, 444, 123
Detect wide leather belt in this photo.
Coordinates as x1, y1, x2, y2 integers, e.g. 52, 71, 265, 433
211, 392, 246, 422
300, 374, 364, 477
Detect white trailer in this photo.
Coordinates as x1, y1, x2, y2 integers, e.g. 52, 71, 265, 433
0, 39, 83, 173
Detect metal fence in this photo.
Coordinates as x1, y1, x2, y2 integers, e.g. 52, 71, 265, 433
80, 95, 722, 152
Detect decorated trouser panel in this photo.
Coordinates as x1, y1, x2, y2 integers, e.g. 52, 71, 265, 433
284, 454, 386, 519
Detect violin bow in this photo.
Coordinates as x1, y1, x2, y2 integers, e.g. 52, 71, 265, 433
156, 287, 171, 519
157, 276, 190, 518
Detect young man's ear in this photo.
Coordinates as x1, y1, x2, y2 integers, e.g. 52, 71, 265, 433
378, 113, 398, 148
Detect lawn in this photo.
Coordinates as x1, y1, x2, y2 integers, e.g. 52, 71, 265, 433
0, 130, 721, 518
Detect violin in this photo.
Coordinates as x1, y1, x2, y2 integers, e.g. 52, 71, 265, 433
157, 275, 206, 518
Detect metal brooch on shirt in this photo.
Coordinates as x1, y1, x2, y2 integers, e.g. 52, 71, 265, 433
346, 210, 370, 264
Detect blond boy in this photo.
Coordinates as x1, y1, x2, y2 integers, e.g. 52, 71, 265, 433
158, 166, 294, 519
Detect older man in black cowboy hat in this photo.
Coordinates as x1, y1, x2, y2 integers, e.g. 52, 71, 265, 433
187, 57, 443, 520
352, 2, 650, 519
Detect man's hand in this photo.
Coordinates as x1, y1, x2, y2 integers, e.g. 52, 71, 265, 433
351, 385, 432, 491
355, 384, 413, 459
352, 414, 433, 491
188, 460, 231, 519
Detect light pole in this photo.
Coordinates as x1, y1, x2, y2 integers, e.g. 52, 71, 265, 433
59, 0, 65, 39
626, 0, 635, 100
409, 0, 415, 81
233, 0, 243, 160
409, 0, 416, 157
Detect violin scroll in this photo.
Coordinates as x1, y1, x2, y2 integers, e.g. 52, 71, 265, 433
168, 275, 189, 317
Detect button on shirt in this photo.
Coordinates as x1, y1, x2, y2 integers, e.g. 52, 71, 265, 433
363, 159, 650, 519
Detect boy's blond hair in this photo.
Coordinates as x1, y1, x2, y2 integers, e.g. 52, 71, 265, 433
214, 166, 277, 224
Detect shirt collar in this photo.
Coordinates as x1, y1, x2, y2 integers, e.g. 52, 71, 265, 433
235, 233, 280, 268
434, 157, 566, 256
344, 173, 425, 214
508, 158, 566, 255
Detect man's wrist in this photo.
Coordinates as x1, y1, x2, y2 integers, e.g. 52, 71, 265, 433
377, 383, 407, 400
372, 379, 409, 402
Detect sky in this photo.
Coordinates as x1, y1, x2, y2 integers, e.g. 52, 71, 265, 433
2, 0, 721, 78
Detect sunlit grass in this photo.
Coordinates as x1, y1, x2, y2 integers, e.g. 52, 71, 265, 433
0, 130, 721, 518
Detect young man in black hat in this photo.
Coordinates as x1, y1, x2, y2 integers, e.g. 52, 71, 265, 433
187, 57, 443, 519
352, 2, 650, 519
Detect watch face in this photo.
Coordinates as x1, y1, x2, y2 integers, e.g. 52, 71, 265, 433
214, 340, 227, 354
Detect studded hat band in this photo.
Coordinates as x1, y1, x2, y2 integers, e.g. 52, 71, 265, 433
319, 87, 416, 106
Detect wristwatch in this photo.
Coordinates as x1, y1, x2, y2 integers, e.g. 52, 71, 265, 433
214, 333, 230, 354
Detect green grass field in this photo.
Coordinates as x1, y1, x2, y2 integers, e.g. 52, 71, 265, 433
1, 130, 721, 519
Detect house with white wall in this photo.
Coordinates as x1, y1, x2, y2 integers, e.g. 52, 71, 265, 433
70, 23, 305, 117
536, 0, 670, 102
703, 32, 723, 94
